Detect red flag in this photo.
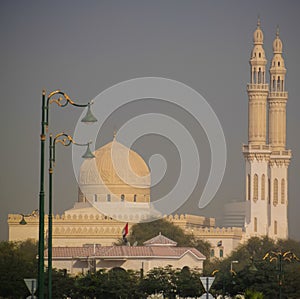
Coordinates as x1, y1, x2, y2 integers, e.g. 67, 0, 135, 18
122, 222, 128, 239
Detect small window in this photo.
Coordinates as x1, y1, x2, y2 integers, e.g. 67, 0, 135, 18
121, 194, 125, 202
107, 194, 111, 202
278, 61, 280, 67
210, 249, 215, 258
254, 217, 258, 232
219, 249, 224, 258
259, 52, 261, 58
94, 194, 98, 202
274, 221, 278, 235
133, 194, 137, 202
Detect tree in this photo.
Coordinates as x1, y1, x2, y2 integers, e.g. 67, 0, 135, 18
45, 269, 75, 298
0, 239, 38, 298
176, 266, 203, 298
116, 218, 211, 257
209, 236, 300, 298
73, 268, 142, 299
140, 265, 177, 298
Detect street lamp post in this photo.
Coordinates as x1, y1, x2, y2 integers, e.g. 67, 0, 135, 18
212, 260, 239, 298
230, 260, 239, 275
38, 90, 97, 299
48, 133, 95, 299
263, 250, 300, 299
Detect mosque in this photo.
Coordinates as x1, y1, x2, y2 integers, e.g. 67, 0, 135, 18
8, 20, 291, 267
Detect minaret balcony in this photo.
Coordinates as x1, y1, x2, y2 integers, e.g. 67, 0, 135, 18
268, 91, 288, 99
242, 144, 272, 153
247, 83, 269, 92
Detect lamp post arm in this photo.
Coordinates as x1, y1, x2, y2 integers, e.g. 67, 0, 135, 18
45, 90, 93, 130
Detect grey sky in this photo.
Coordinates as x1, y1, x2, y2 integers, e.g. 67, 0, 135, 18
1, 1, 300, 241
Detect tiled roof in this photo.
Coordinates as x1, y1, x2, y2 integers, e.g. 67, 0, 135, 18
143, 233, 177, 246
46, 245, 205, 260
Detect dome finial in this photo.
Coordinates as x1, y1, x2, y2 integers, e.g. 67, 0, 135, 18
257, 15, 261, 28
113, 128, 117, 140
276, 25, 280, 38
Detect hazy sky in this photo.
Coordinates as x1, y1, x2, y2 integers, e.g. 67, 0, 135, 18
1, 1, 300, 241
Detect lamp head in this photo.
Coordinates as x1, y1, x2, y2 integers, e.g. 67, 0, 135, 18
82, 143, 95, 159
81, 103, 97, 123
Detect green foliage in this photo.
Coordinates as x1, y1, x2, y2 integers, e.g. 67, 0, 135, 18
0, 239, 37, 298
209, 236, 300, 299
45, 269, 75, 298
116, 218, 211, 258
244, 289, 264, 299
71, 268, 142, 299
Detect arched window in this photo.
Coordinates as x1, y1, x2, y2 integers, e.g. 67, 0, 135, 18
274, 220, 278, 235
278, 61, 280, 67
273, 179, 278, 206
107, 194, 111, 202
277, 76, 281, 91
259, 52, 261, 58
247, 174, 251, 200
121, 194, 125, 202
281, 179, 285, 204
268, 178, 271, 204
258, 68, 262, 83
253, 174, 258, 201
261, 174, 265, 200
210, 249, 215, 258
94, 194, 98, 202
254, 217, 258, 232
219, 249, 224, 258
133, 194, 137, 202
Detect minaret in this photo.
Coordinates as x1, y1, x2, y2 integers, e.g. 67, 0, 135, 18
268, 27, 291, 239
243, 19, 271, 238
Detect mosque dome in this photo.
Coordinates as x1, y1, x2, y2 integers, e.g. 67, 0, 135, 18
80, 139, 150, 185
78, 138, 150, 203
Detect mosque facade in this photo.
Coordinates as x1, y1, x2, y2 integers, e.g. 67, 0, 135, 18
8, 20, 291, 262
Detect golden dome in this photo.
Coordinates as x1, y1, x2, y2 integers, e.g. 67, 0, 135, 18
79, 139, 150, 187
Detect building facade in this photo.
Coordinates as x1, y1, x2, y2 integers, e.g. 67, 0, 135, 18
243, 20, 291, 240
45, 233, 206, 275
8, 20, 291, 264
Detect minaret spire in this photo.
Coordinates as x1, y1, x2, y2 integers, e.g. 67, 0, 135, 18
257, 15, 261, 28
248, 19, 268, 144
267, 27, 291, 240
243, 19, 270, 239
268, 27, 287, 149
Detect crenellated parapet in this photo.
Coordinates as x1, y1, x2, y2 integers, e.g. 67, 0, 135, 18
164, 214, 215, 228
186, 226, 243, 237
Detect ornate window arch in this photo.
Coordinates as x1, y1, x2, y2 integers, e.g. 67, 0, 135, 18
261, 174, 265, 200
253, 174, 258, 201
273, 179, 278, 206
247, 174, 251, 200
281, 179, 285, 204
